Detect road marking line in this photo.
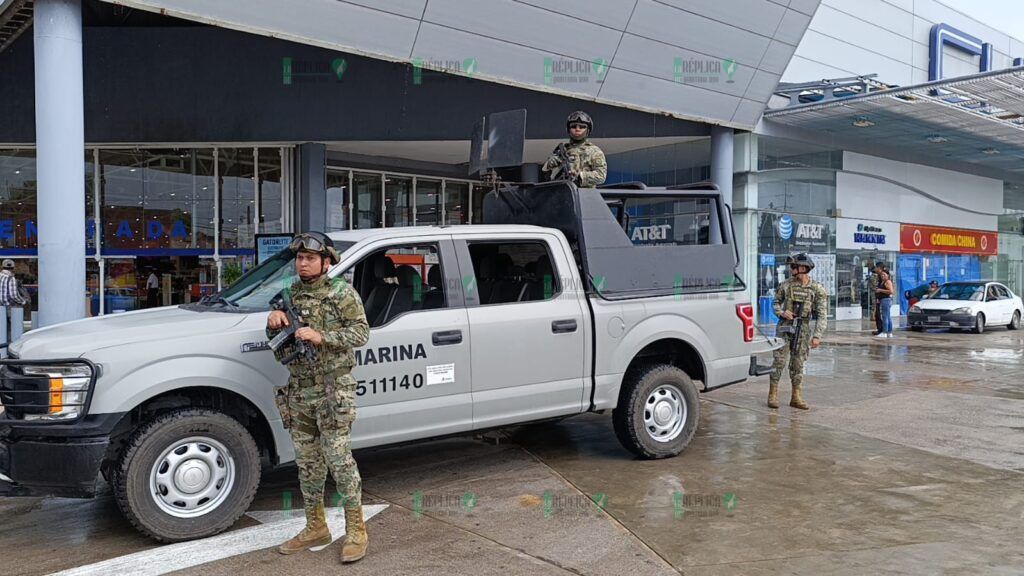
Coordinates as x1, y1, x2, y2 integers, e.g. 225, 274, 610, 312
49, 504, 388, 576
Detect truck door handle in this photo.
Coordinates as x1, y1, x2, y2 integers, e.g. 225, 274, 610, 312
432, 330, 462, 346
551, 319, 577, 333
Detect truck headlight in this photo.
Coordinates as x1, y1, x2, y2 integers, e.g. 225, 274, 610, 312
21, 365, 93, 420
951, 307, 972, 315
909, 305, 921, 313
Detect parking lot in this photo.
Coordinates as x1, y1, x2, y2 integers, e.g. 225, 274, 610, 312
3, 323, 1024, 576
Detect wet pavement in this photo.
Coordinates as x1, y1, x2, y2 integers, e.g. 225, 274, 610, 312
3, 324, 1024, 575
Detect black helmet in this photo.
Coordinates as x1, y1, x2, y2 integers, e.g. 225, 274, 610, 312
566, 110, 593, 138
787, 253, 815, 271
289, 231, 340, 264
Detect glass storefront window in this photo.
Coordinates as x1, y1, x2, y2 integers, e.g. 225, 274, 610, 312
385, 176, 413, 227
0, 150, 37, 251
219, 148, 256, 251
756, 170, 836, 216
756, 211, 837, 322
258, 148, 284, 234
416, 179, 441, 226
353, 172, 382, 229
100, 149, 214, 252
471, 183, 488, 224
326, 169, 350, 232
444, 181, 469, 225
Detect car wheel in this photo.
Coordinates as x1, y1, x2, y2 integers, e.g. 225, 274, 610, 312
113, 408, 261, 542
973, 313, 985, 334
613, 364, 699, 459
1009, 311, 1021, 331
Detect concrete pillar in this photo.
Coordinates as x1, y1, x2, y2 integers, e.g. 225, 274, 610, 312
710, 125, 735, 246
34, 0, 86, 327
297, 143, 326, 232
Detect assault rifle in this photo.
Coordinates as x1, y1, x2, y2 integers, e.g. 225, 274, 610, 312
268, 290, 318, 365
549, 143, 579, 184
777, 300, 806, 355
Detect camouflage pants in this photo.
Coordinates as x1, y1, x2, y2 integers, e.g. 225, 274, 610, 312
286, 372, 362, 523
770, 331, 811, 388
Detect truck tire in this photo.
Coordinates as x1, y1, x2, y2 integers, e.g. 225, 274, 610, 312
112, 408, 261, 542
613, 364, 699, 459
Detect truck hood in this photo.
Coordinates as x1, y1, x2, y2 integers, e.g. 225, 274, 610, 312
9, 306, 249, 359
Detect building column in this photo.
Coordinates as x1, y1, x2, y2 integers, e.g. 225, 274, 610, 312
296, 143, 326, 232
34, 0, 85, 327
710, 125, 735, 246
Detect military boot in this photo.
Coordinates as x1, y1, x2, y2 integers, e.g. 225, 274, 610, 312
767, 383, 780, 409
790, 385, 809, 410
341, 506, 368, 563
278, 505, 332, 555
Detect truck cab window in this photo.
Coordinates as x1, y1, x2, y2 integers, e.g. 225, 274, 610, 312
349, 243, 445, 327
467, 242, 560, 305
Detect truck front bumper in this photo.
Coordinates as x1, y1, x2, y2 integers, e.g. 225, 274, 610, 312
0, 413, 123, 498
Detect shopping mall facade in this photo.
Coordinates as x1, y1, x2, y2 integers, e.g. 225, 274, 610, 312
1, 0, 1023, 324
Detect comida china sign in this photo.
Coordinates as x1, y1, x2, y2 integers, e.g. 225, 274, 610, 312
900, 223, 997, 256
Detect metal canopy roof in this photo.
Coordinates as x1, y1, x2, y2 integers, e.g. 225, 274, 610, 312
764, 67, 1024, 175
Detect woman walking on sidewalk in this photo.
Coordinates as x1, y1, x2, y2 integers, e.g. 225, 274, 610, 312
876, 267, 895, 338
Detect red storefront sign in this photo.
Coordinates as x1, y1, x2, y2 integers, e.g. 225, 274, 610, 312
900, 224, 998, 255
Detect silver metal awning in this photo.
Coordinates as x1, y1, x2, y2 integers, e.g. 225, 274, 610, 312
764, 67, 1024, 174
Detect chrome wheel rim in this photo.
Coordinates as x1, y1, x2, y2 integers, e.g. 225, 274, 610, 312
643, 384, 687, 443
149, 436, 236, 518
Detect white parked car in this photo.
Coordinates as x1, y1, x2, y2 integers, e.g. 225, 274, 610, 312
908, 281, 1023, 333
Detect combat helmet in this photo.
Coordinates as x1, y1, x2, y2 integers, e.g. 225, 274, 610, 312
566, 110, 593, 139
787, 253, 815, 271
289, 231, 340, 265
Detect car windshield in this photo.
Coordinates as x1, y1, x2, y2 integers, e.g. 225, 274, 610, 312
933, 283, 984, 302
202, 241, 354, 310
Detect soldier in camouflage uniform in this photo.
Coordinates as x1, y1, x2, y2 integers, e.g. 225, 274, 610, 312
266, 231, 372, 563
769, 253, 828, 410
541, 110, 607, 187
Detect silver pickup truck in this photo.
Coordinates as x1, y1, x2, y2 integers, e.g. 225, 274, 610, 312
0, 182, 777, 541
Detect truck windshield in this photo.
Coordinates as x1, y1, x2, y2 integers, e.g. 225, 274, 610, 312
206, 242, 355, 310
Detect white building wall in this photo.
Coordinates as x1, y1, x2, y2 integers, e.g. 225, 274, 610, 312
784, 0, 1024, 85
838, 152, 1002, 231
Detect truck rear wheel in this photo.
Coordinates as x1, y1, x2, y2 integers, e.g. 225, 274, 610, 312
613, 364, 699, 459
112, 408, 261, 542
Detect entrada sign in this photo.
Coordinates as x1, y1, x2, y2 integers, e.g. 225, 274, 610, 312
0, 218, 190, 243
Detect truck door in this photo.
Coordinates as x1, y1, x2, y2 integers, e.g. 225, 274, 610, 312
344, 238, 472, 448
457, 234, 588, 429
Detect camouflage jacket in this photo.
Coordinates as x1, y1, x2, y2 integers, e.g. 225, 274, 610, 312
773, 278, 829, 340
541, 139, 607, 187
266, 274, 370, 379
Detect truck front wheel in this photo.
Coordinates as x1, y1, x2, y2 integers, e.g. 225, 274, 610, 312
112, 408, 261, 542
613, 364, 700, 459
